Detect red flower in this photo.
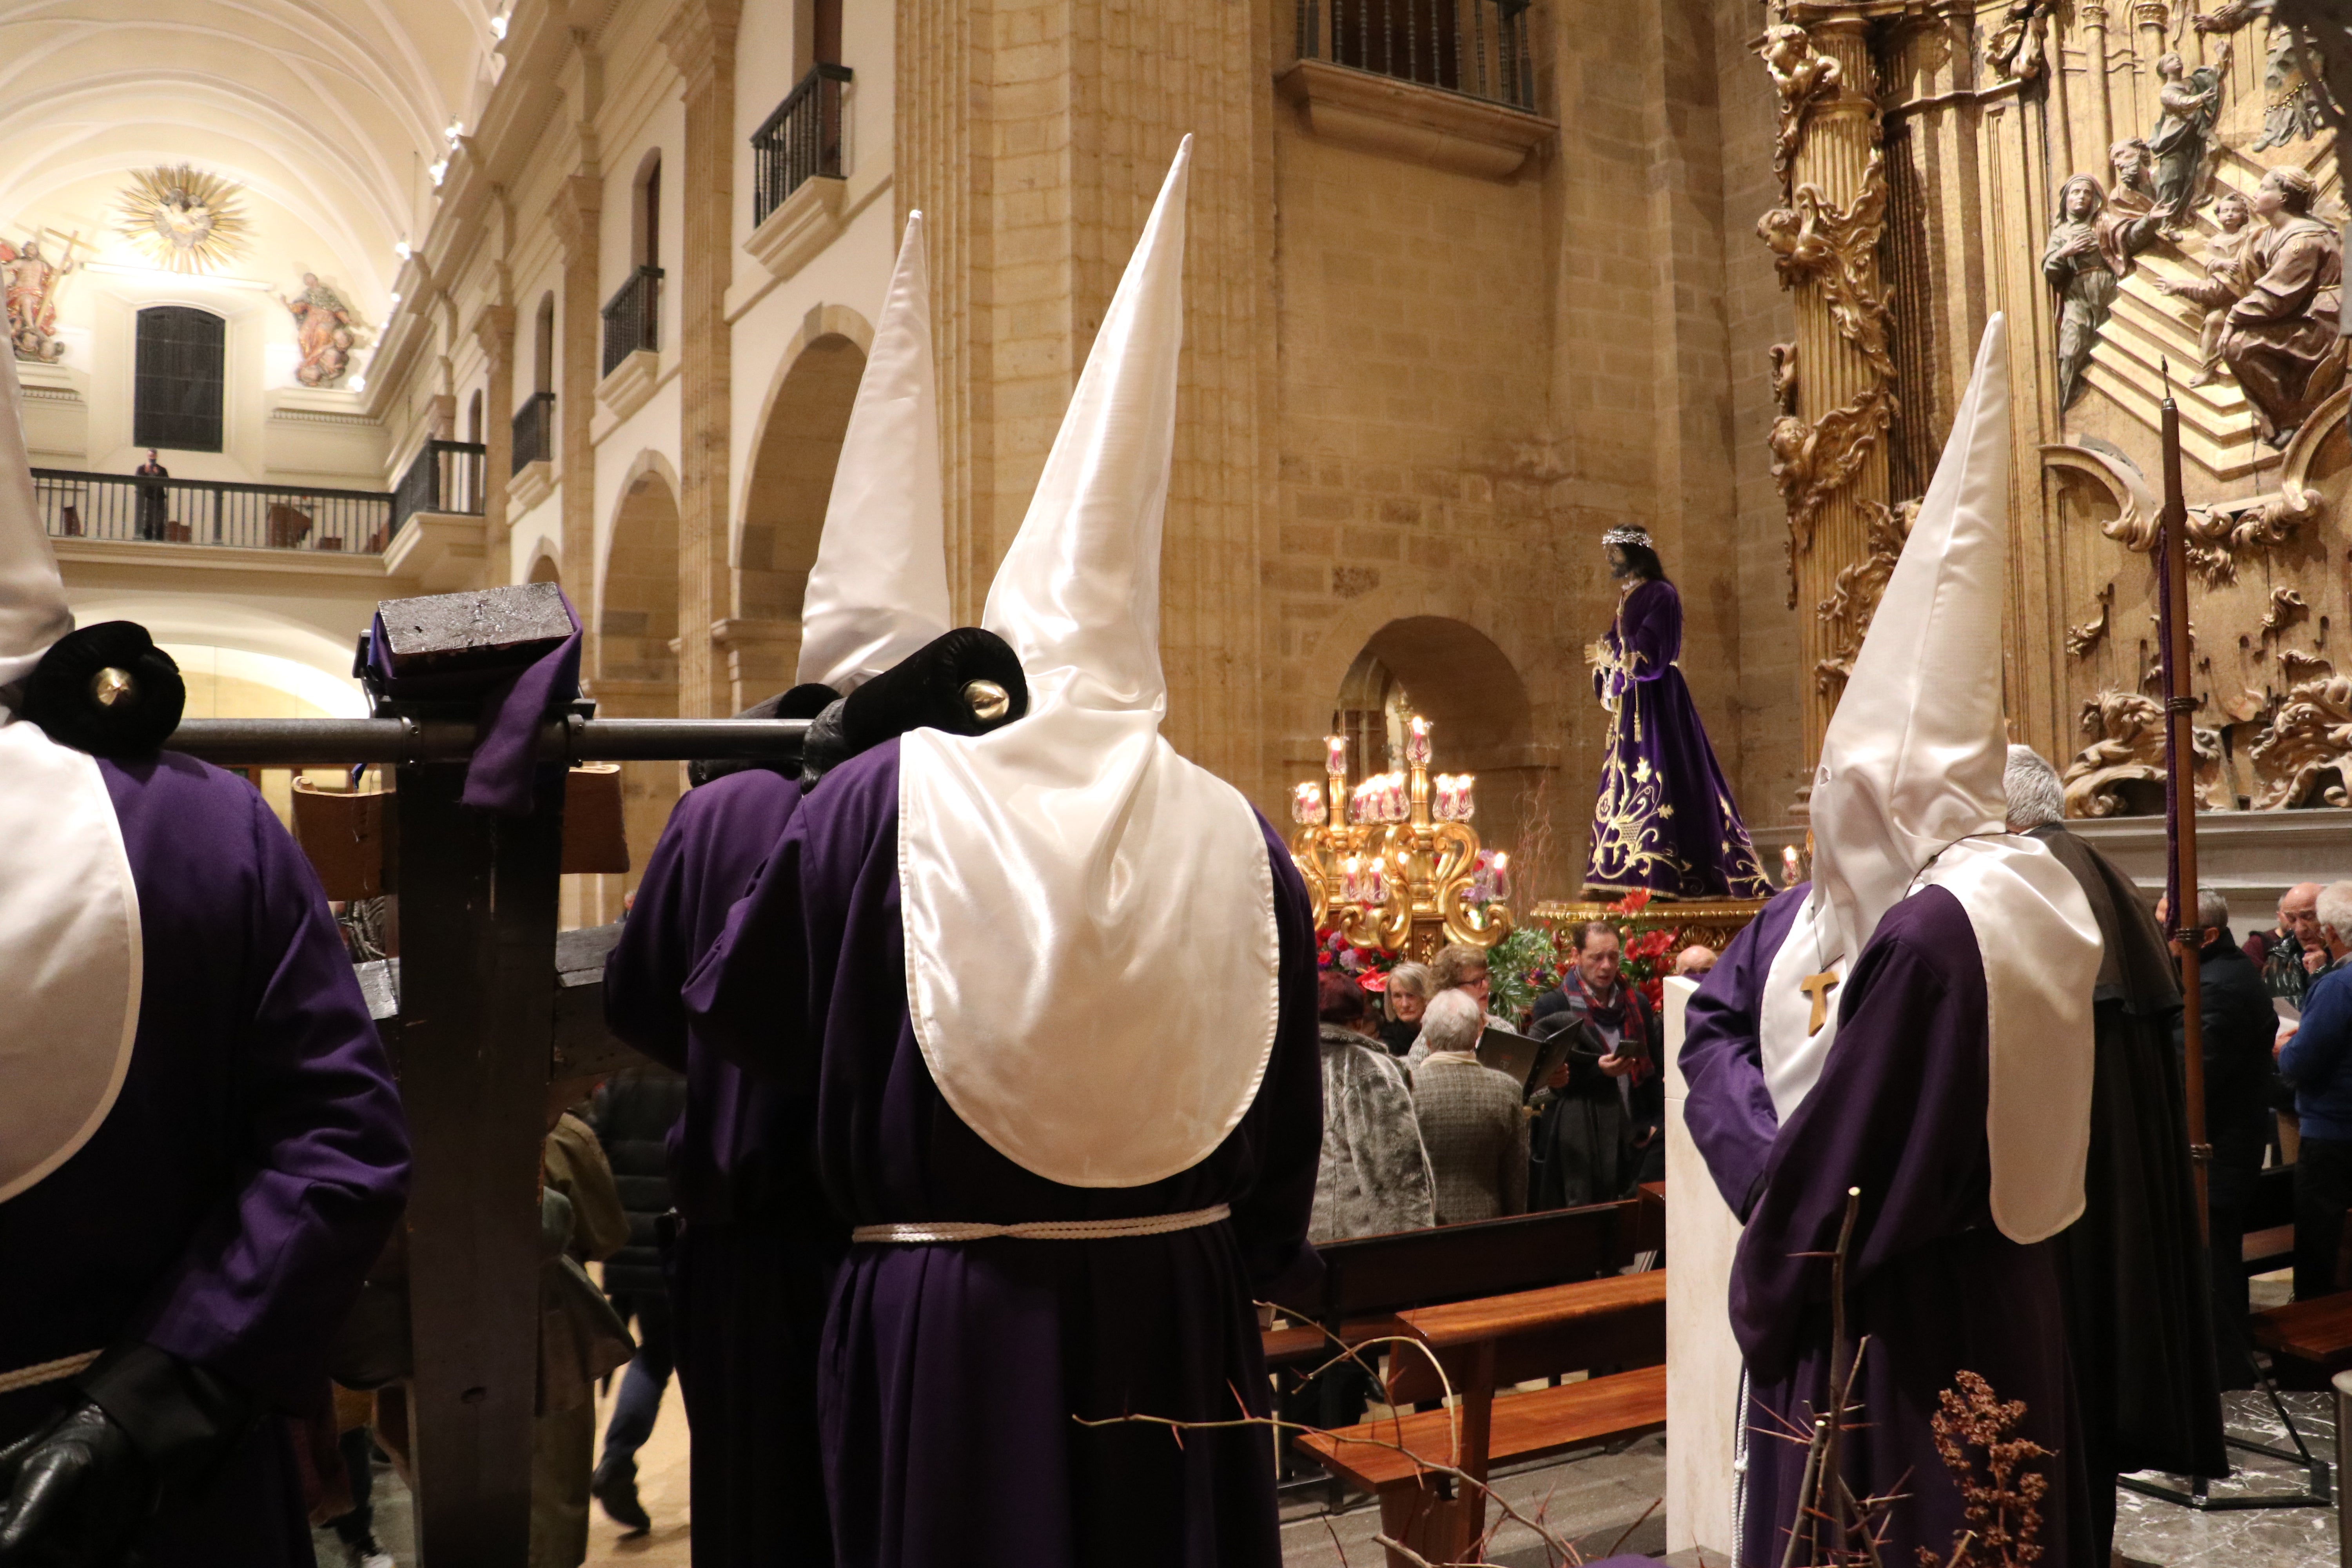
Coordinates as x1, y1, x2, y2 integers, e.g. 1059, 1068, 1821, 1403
1608, 889, 1654, 915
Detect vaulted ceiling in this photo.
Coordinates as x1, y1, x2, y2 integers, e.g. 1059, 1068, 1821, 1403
0, 0, 496, 301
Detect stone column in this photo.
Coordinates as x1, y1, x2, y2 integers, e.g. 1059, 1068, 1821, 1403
661, 0, 741, 719
472, 303, 517, 587
2080, 4, 2116, 159
1759, 5, 1903, 771
551, 171, 601, 639
895, 0, 1275, 797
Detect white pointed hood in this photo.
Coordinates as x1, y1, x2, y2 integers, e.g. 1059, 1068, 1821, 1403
795, 212, 952, 693
0, 347, 145, 1203
896, 138, 1283, 1187
1758, 315, 2102, 1243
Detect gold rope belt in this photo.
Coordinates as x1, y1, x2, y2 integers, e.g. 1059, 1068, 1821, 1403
0, 1349, 101, 1397
850, 1203, 1230, 1245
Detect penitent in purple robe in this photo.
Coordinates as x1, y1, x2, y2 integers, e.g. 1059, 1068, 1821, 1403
1681, 883, 2089, 1568
683, 738, 1325, 1568
602, 764, 841, 1564
0, 753, 410, 1567
1586, 578, 1771, 900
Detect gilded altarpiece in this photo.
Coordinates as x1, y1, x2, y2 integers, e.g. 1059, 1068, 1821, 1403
1764, 0, 2348, 816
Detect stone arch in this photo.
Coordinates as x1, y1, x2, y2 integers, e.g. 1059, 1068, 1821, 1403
525, 540, 561, 585
586, 452, 682, 922
724, 303, 874, 708
1298, 579, 1569, 900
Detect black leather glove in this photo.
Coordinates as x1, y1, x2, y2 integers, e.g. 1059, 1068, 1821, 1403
0, 1345, 254, 1566
799, 627, 1029, 790
0, 1402, 154, 1566
688, 682, 840, 788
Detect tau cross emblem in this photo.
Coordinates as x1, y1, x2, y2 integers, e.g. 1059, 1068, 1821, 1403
1800, 971, 1840, 1036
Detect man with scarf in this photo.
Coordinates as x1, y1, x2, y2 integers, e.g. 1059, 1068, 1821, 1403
1530, 922, 1658, 1206
2004, 745, 2225, 1559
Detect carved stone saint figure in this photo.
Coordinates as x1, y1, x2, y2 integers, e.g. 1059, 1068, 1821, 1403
2154, 188, 2258, 385
0, 238, 73, 363
2043, 175, 2169, 411
279, 272, 355, 387
2105, 137, 2162, 220
2148, 47, 2232, 228
2197, 0, 2333, 151
2218, 165, 2343, 447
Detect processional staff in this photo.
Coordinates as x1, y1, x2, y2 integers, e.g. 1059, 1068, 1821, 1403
2155, 361, 2211, 1237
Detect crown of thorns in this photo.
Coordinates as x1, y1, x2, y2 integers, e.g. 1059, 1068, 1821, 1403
1602, 525, 1652, 548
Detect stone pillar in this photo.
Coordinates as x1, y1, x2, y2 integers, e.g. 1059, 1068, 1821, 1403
896, 0, 1275, 796
2080, 4, 2116, 160
1758, 5, 1902, 771
472, 303, 517, 587
661, 0, 741, 719
552, 172, 602, 643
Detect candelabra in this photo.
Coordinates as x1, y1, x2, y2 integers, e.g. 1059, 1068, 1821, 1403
1290, 715, 1514, 957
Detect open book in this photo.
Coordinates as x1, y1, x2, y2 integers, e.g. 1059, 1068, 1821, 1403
1475, 1022, 1590, 1100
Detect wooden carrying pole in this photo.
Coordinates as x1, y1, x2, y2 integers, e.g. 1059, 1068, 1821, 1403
2156, 383, 2212, 1234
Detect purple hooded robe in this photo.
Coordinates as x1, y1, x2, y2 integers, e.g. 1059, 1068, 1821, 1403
1681, 883, 2091, 1568
0, 752, 411, 1567
682, 739, 1324, 1568
602, 764, 841, 1563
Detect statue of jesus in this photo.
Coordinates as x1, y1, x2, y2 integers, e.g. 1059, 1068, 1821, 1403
1583, 524, 1771, 900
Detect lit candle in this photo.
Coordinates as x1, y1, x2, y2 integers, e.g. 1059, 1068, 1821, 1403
1366, 856, 1389, 904
1782, 844, 1802, 886
1326, 734, 1348, 776
1457, 773, 1476, 820
1341, 856, 1363, 905
1405, 715, 1432, 766
1493, 851, 1510, 899
1292, 781, 1326, 824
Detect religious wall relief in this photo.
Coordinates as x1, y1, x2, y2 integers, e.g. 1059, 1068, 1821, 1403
278, 273, 364, 389
2197, 0, 2336, 152
2249, 662, 2352, 808
2, 234, 78, 364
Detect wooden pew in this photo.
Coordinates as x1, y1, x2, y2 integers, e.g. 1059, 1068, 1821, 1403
1298, 1270, 1667, 1566
1265, 1201, 1637, 1499
2252, 1291, 2352, 1384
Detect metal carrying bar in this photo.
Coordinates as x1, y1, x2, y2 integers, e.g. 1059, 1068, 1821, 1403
164, 716, 811, 767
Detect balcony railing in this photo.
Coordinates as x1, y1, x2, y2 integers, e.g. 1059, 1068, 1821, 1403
751, 63, 852, 227
35, 468, 394, 554
601, 267, 662, 378
513, 391, 556, 475
392, 439, 487, 539
1297, 0, 1535, 112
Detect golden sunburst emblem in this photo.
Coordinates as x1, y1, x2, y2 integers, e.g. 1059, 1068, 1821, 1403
115, 165, 250, 274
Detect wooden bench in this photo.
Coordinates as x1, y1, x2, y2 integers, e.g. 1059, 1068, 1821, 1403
2252, 1291, 2352, 1380
1295, 1267, 1666, 1566
1266, 1201, 1639, 1497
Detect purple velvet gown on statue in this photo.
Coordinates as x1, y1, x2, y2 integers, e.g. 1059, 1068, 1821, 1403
0, 753, 411, 1567
1681, 884, 2089, 1568
603, 765, 842, 1565
683, 739, 1324, 1568
1586, 578, 1770, 900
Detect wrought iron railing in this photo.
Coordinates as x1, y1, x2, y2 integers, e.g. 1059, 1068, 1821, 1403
35, 468, 394, 554
512, 391, 556, 475
1296, 0, 1536, 112
392, 440, 487, 538
751, 63, 852, 227
600, 267, 662, 377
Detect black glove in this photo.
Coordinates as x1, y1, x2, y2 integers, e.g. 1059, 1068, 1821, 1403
0, 1403, 153, 1566
0, 1345, 255, 1566
688, 682, 840, 788
800, 627, 1029, 790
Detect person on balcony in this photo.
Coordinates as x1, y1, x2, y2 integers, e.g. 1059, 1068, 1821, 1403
133, 450, 168, 541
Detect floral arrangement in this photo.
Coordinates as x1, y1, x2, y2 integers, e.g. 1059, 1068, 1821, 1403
1316, 927, 1398, 988
1484, 926, 1563, 1022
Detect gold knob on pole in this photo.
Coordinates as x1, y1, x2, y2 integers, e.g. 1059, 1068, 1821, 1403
90, 667, 137, 707
962, 679, 1011, 724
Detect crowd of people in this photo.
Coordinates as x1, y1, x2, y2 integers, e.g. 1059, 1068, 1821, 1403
1307, 928, 1717, 1245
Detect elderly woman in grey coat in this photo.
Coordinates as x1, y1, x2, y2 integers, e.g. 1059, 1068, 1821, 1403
1311, 969, 1436, 1241
1408, 989, 1530, 1225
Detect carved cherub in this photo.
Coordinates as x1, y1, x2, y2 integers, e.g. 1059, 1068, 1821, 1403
1757, 24, 1842, 190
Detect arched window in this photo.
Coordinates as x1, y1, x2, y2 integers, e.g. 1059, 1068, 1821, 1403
534, 291, 555, 394
466, 390, 483, 443
634, 152, 661, 270
133, 306, 225, 452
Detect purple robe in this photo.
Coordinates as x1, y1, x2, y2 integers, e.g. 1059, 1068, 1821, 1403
0, 752, 411, 1566
602, 765, 839, 1564
1586, 579, 1771, 900
1681, 884, 2089, 1568
683, 739, 1324, 1568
